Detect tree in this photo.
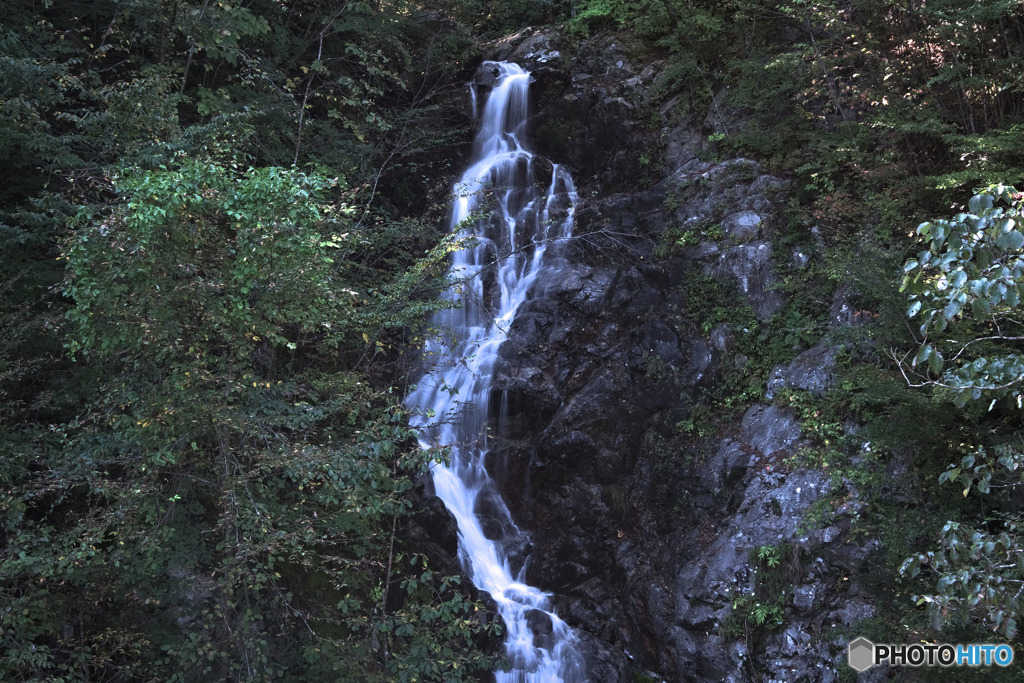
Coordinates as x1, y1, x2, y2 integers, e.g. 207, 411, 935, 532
899, 184, 1024, 408
898, 185, 1024, 640
0, 158, 495, 680
0, 0, 494, 677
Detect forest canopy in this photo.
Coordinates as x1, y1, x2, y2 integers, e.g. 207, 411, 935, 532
1, 1, 496, 680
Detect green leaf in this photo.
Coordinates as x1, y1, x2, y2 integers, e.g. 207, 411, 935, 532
969, 193, 994, 215
971, 297, 992, 318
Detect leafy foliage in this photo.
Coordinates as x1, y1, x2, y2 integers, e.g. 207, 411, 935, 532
0, 155, 498, 680
719, 543, 798, 640
900, 488, 1024, 640
902, 185, 1024, 407
0, 1, 495, 680
897, 188, 1024, 642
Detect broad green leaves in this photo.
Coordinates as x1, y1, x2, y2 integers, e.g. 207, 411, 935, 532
900, 510, 1024, 640
902, 185, 1024, 406
904, 185, 1024, 336
900, 186, 1024, 642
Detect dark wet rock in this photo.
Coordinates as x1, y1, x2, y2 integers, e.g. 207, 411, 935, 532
705, 86, 745, 138
410, 27, 880, 683
792, 585, 817, 612
699, 439, 752, 497
474, 487, 519, 542
484, 27, 566, 71
664, 124, 703, 172
703, 241, 786, 321
709, 324, 735, 353
407, 478, 461, 569
166, 565, 215, 628
741, 404, 802, 457
721, 209, 764, 242
525, 608, 554, 635
766, 342, 838, 399
830, 285, 858, 327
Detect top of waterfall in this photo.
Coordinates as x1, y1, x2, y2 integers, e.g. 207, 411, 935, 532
475, 62, 531, 156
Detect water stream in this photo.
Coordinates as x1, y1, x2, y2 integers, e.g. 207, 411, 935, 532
405, 61, 584, 682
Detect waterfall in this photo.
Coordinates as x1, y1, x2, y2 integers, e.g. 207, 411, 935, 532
405, 62, 584, 682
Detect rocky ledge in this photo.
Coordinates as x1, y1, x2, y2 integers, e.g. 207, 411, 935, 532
413, 27, 890, 682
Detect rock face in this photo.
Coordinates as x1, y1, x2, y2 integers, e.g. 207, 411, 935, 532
418, 28, 886, 682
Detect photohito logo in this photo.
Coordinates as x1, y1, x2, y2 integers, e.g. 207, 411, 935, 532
848, 637, 1014, 671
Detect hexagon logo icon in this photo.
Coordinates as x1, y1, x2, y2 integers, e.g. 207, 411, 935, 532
848, 637, 875, 672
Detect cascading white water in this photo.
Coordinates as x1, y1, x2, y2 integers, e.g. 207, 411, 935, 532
405, 62, 584, 682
